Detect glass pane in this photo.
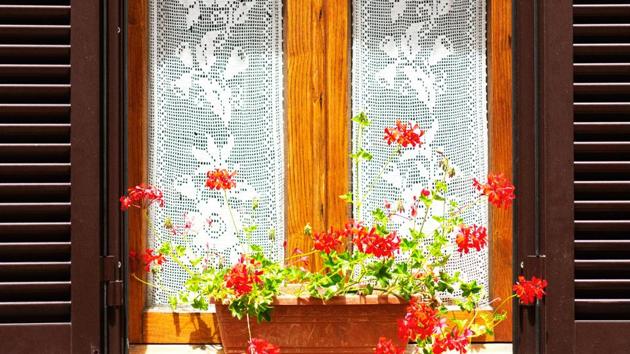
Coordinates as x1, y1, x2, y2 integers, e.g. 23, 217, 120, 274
147, 0, 284, 305
352, 0, 489, 296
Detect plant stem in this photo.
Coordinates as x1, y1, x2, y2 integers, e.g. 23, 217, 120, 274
170, 253, 196, 277
246, 312, 253, 350
284, 249, 318, 262
360, 147, 399, 204
355, 124, 364, 221
223, 189, 241, 243
131, 273, 175, 293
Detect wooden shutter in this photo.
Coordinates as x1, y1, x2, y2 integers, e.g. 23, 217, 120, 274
0, 1, 123, 353
573, 2, 630, 352
514, 0, 576, 352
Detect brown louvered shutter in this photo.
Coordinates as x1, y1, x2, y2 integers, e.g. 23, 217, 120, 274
573, 2, 630, 351
0, 1, 120, 353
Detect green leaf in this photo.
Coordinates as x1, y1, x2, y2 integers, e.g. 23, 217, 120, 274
351, 112, 370, 127
168, 295, 178, 310
350, 148, 373, 161
339, 192, 353, 203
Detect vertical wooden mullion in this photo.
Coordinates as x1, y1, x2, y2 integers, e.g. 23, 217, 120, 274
285, 0, 351, 271
488, 0, 514, 343
127, 0, 149, 343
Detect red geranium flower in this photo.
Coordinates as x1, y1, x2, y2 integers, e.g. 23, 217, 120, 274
513, 276, 548, 305
312, 227, 345, 254
473, 173, 515, 208
224, 255, 264, 297
350, 222, 400, 258
397, 298, 445, 342
206, 169, 237, 190
455, 224, 488, 254
433, 327, 473, 354
374, 337, 404, 354
247, 338, 280, 354
384, 120, 425, 148
119, 184, 164, 211
142, 249, 166, 272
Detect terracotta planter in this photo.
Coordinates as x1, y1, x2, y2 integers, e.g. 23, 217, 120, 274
215, 295, 408, 354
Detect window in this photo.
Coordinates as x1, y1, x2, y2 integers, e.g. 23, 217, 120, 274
128, 0, 513, 344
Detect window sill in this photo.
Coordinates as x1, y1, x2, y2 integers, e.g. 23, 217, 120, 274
129, 344, 513, 354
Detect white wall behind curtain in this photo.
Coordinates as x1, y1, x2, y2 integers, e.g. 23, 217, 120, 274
148, 0, 284, 305
352, 0, 489, 296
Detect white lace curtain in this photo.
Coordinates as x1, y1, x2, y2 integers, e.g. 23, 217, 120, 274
147, 0, 488, 305
148, 0, 284, 305
352, 0, 489, 296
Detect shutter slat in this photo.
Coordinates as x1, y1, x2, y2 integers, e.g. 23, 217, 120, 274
575, 299, 630, 320
0, 84, 70, 104
0, 104, 70, 123
0, 222, 70, 242
0, 143, 70, 162
0, 45, 70, 64
575, 43, 630, 63
0, 25, 70, 44
574, 4, 630, 24
0, 281, 69, 301
574, 181, 630, 199
0, 301, 70, 323
0, 163, 69, 182
574, 63, 630, 82
0, 124, 70, 143
574, 83, 630, 102
576, 260, 630, 279
574, 142, 630, 160
0, 5, 70, 25
0, 242, 70, 262
574, 24, 630, 43
575, 200, 630, 220
574, 122, 630, 141
0, 203, 70, 222
0, 183, 69, 202
0, 64, 70, 84
576, 279, 630, 299
0, 262, 70, 281
575, 161, 630, 180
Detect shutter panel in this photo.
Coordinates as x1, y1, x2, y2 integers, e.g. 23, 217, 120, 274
573, 2, 630, 352
0, 1, 108, 353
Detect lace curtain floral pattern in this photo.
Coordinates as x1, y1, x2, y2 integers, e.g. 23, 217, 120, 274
148, 0, 284, 305
352, 0, 489, 296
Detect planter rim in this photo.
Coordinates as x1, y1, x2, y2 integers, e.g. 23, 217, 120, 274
213, 294, 409, 306
271, 294, 409, 305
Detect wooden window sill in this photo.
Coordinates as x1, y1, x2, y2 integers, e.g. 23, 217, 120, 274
130, 344, 513, 354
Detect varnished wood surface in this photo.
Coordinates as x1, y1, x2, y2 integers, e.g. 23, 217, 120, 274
285, 0, 351, 271
488, 0, 514, 343
128, 0, 149, 343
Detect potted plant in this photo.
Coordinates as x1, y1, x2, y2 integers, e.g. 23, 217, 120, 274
123, 114, 547, 354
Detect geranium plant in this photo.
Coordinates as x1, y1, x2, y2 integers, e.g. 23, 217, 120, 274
123, 113, 546, 354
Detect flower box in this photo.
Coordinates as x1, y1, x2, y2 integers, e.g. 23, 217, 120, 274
215, 295, 408, 353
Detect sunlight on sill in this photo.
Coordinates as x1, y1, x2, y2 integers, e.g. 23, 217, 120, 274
130, 344, 513, 354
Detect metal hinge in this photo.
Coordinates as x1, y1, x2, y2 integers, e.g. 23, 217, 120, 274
101, 255, 123, 307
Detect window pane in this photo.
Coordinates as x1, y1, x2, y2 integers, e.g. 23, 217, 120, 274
148, 0, 284, 305
352, 0, 489, 296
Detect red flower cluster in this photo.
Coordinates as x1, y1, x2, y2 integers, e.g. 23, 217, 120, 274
224, 255, 264, 297
206, 169, 237, 190
247, 338, 280, 354
513, 276, 548, 305
398, 298, 444, 342
374, 337, 404, 354
353, 228, 401, 258
455, 224, 488, 254
473, 173, 515, 208
142, 249, 166, 272
384, 120, 425, 148
433, 327, 473, 354
312, 227, 345, 254
119, 184, 164, 211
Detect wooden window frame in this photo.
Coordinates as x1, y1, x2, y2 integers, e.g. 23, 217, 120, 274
127, 0, 513, 344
